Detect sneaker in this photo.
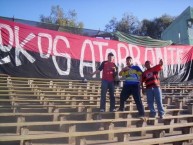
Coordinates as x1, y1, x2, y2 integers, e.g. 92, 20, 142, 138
110, 109, 116, 112
149, 115, 156, 118
159, 114, 165, 119
149, 113, 156, 118
118, 108, 125, 112
100, 109, 105, 112
137, 114, 145, 118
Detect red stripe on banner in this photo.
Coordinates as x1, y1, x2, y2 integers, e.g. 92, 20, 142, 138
0, 18, 193, 67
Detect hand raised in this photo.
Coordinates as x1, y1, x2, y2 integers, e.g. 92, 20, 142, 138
159, 59, 163, 65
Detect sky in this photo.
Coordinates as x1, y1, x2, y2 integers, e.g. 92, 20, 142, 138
0, 0, 192, 30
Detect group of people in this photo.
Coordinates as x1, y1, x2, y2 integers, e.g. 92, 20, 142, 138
91, 52, 165, 119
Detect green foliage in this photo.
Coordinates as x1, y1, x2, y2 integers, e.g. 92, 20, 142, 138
105, 13, 175, 39
105, 13, 140, 35
140, 14, 175, 39
40, 5, 84, 29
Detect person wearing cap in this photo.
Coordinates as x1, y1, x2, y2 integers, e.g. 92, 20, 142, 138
118, 56, 145, 118
142, 59, 165, 118
91, 53, 117, 112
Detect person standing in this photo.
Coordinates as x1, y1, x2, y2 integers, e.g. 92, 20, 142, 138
91, 53, 117, 112
142, 59, 165, 118
118, 56, 145, 117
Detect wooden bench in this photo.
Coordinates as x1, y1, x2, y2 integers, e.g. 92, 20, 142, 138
0, 121, 193, 145
0, 108, 187, 122
1, 74, 192, 145
110, 133, 193, 145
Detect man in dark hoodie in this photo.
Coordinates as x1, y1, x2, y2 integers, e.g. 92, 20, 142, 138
118, 56, 145, 118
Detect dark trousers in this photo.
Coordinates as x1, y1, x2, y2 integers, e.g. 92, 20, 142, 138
119, 84, 145, 116
100, 80, 115, 111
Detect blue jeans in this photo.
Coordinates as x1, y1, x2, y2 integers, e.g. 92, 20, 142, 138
146, 87, 165, 117
119, 84, 145, 116
100, 80, 115, 111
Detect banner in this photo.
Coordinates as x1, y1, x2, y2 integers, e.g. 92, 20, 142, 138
0, 19, 193, 82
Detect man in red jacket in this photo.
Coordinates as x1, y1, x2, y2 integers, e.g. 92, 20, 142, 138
91, 53, 117, 112
142, 59, 165, 118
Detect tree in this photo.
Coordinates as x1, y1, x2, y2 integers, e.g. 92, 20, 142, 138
105, 13, 140, 35
40, 5, 83, 29
105, 13, 175, 39
140, 14, 175, 39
